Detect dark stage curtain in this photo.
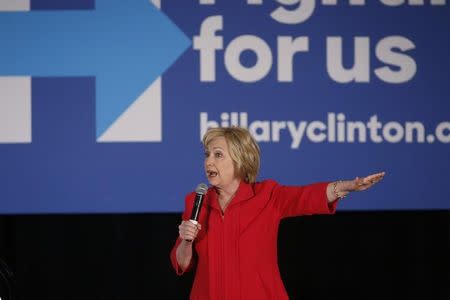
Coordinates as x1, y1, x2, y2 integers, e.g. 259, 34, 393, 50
0, 211, 448, 300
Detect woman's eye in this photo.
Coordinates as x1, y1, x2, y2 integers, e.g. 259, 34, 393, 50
214, 152, 223, 158
204, 152, 210, 158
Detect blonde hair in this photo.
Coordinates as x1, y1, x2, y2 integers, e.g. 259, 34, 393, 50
202, 127, 261, 183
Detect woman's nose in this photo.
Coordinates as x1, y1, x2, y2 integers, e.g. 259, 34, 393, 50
205, 155, 213, 165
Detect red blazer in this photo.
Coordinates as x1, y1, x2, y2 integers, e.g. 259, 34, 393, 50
170, 179, 338, 300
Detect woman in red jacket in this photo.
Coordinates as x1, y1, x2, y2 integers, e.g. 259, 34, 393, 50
170, 126, 385, 300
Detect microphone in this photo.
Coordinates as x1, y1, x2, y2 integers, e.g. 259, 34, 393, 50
186, 183, 208, 242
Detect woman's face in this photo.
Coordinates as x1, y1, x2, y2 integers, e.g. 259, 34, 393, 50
204, 136, 239, 188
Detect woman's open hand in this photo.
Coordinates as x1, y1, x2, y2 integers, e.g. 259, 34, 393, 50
328, 171, 386, 201
346, 171, 386, 192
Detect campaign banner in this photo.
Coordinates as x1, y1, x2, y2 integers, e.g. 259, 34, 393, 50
0, 0, 449, 213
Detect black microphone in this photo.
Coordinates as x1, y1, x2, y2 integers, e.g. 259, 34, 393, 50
186, 183, 208, 242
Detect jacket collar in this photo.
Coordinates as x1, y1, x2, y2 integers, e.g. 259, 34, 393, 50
207, 180, 255, 211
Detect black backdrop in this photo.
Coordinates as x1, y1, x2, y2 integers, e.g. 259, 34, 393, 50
0, 211, 449, 300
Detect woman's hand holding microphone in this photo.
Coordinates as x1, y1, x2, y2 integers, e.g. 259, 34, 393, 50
179, 220, 202, 243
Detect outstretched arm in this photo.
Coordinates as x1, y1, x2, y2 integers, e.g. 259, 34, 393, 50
326, 171, 386, 203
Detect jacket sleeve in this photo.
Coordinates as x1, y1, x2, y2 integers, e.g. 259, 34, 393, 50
169, 193, 197, 275
271, 181, 339, 219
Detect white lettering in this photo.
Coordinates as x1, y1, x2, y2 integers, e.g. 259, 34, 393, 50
405, 122, 425, 143
307, 121, 327, 142
380, 0, 404, 6
193, 16, 224, 82
271, 0, 316, 24
375, 36, 416, 84
347, 121, 367, 142
225, 35, 273, 82
272, 121, 287, 142
328, 112, 336, 142
200, 112, 218, 139
199, 113, 448, 147
337, 113, 346, 142
436, 122, 450, 143
383, 121, 404, 143
327, 37, 370, 83
367, 115, 383, 143
287, 121, 308, 149
277, 36, 309, 82
322, 0, 366, 5
249, 121, 271, 141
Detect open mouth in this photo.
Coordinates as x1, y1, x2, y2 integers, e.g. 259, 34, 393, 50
207, 170, 218, 177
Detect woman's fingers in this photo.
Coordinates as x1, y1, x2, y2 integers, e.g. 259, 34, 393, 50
345, 172, 386, 192
179, 225, 195, 240
363, 172, 385, 184
354, 172, 385, 191
178, 220, 202, 240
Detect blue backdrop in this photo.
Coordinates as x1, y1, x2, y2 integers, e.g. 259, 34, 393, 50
1, 0, 449, 213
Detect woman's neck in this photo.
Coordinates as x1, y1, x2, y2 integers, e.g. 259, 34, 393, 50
216, 179, 240, 202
